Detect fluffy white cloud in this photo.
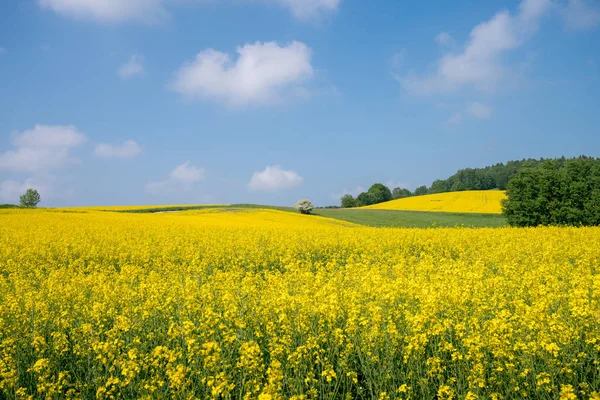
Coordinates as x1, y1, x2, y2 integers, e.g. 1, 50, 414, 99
38, 0, 168, 23
169, 41, 313, 106
94, 140, 142, 158
0, 125, 86, 172
117, 54, 145, 79
466, 102, 493, 119
146, 161, 206, 194
39, 0, 340, 23
248, 165, 303, 192
400, 0, 551, 94
562, 0, 600, 30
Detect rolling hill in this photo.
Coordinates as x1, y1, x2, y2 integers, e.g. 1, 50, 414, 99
362, 190, 506, 214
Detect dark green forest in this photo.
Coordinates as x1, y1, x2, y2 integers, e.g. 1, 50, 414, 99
502, 156, 600, 227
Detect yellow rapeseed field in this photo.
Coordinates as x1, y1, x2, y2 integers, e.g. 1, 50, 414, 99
67, 204, 227, 211
363, 190, 506, 214
1, 208, 600, 399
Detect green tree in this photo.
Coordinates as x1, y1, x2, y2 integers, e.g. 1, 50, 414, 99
428, 179, 449, 194
414, 186, 428, 196
340, 194, 357, 208
392, 187, 412, 199
502, 157, 600, 226
356, 192, 375, 207
367, 183, 392, 204
20, 189, 41, 208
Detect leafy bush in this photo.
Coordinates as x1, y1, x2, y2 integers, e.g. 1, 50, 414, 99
295, 199, 315, 214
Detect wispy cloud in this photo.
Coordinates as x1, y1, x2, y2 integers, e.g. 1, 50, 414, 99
94, 140, 142, 159
146, 161, 206, 194
399, 0, 552, 95
38, 0, 341, 23
118, 54, 145, 79
561, 0, 600, 30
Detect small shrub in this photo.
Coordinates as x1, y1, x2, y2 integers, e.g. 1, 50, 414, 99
295, 199, 314, 215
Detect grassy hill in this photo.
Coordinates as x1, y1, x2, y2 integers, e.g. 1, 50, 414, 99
315, 208, 506, 228
363, 190, 506, 214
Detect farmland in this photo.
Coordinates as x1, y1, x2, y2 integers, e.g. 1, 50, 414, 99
1, 208, 599, 399
363, 191, 506, 214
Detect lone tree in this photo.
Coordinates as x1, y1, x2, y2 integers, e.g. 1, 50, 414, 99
20, 189, 41, 208
295, 199, 314, 215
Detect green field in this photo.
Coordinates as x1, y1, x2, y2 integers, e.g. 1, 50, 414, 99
315, 208, 506, 228
108, 204, 506, 228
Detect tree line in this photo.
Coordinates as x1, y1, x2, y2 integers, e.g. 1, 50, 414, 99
502, 156, 600, 226
341, 156, 600, 227
341, 158, 544, 208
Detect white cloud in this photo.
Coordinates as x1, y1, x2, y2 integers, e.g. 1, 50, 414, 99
466, 102, 493, 119
38, 0, 168, 23
170, 161, 205, 183
272, 0, 341, 20
146, 161, 206, 194
435, 32, 453, 46
248, 165, 303, 192
169, 41, 313, 106
562, 0, 600, 30
0, 125, 86, 172
399, 0, 552, 94
39, 0, 340, 23
118, 54, 145, 79
444, 112, 463, 126
94, 140, 142, 158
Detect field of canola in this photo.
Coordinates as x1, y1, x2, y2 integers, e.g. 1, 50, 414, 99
1, 208, 600, 399
363, 191, 506, 214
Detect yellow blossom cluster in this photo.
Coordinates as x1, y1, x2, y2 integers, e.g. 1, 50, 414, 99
1, 208, 599, 399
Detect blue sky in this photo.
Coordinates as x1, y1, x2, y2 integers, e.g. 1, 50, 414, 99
0, 0, 599, 207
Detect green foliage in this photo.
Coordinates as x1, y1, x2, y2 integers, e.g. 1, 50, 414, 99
426, 158, 546, 194
0, 204, 19, 209
428, 179, 450, 194
19, 189, 41, 208
340, 194, 357, 208
414, 186, 428, 196
502, 157, 600, 226
356, 192, 376, 207
353, 183, 393, 206
367, 183, 393, 204
392, 187, 413, 199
